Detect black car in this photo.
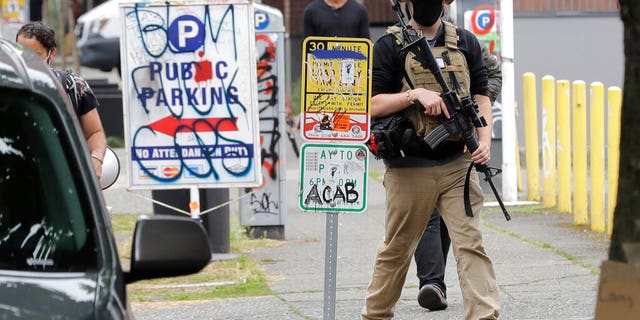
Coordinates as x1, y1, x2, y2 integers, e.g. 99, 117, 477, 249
0, 38, 211, 319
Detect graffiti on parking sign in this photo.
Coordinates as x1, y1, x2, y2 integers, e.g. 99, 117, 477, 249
121, 1, 261, 189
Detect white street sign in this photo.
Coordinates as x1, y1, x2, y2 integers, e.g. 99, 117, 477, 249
299, 143, 368, 213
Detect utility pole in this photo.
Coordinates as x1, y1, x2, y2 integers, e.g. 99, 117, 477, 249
500, 0, 517, 202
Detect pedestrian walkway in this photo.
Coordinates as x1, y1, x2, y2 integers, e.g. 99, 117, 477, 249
127, 147, 610, 320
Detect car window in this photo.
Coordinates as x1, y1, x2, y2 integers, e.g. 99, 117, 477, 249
0, 93, 97, 272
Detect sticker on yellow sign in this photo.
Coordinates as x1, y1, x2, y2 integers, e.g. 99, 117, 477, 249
301, 36, 372, 142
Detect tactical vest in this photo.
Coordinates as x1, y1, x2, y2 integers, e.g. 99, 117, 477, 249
386, 21, 471, 138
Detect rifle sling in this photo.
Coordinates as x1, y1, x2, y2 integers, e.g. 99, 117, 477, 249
464, 162, 475, 218
464, 162, 512, 221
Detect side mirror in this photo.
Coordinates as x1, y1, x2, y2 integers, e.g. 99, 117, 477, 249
125, 215, 212, 283
100, 146, 120, 190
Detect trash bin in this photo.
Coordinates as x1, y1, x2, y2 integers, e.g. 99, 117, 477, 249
90, 79, 124, 137
153, 189, 230, 253
239, 3, 287, 240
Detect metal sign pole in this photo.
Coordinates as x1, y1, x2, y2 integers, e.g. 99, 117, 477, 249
298, 36, 373, 319
323, 211, 339, 320
189, 186, 201, 220
500, 0, 518, 202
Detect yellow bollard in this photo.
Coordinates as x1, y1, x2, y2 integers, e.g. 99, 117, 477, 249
572, 80, 588, 225
556, 80, 571, 213
541, 76, 556, 207
523, 73, 540, 201
590, 82, 605, 232
607, 87, 622, 235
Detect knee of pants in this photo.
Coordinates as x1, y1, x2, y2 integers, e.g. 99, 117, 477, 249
451, 226, 485, 255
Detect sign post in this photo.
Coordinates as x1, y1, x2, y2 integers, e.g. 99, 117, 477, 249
299, 36, 372, 319
299, 142, 369, 318
499, 0, 518, 202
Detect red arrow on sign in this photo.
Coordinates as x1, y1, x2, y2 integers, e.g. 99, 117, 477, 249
148, 116, 238, 136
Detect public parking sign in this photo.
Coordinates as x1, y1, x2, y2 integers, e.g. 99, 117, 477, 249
299, 143, 368, 213
120, 0, 261, 189
301, 37, 372, 142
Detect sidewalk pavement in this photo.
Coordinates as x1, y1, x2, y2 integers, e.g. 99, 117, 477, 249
82, 67, 611, 319
107, 143, 610, 320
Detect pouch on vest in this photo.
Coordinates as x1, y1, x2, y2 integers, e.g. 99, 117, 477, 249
366, 114, 420, 160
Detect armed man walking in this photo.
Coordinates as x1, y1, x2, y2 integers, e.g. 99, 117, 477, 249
362, 0, 500, 319
413, 39, 503, 312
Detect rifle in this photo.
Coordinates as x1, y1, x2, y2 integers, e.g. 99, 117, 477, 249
389, 0, 510, 221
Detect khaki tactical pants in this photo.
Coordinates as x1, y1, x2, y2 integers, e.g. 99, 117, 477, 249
362, 155, 500, 320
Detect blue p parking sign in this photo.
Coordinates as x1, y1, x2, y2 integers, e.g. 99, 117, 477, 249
476, 11, 492, 30
254, 9, 270, 30
169, 15, 205, 52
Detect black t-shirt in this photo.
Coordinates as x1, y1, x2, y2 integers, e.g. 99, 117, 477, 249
372, 22, 488, 167
51, 69, 99, 117
303, 0, 370, 39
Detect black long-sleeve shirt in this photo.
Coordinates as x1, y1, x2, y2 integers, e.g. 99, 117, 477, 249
303, 0, 370, 39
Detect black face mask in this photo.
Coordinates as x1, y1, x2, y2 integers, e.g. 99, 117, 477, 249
411, 0, 443, 27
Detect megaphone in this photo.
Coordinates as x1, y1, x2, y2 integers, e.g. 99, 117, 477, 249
100, 146, 120, 190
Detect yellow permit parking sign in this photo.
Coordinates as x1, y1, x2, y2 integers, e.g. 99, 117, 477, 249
300, 37, 372, 142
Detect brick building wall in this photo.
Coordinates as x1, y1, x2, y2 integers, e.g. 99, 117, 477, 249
514, 0, 618, 11
261, 0, 619, 35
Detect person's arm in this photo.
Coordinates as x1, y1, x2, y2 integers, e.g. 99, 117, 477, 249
371, 90, 415, 118
371, 35, 429, 118
69, 72, 106, 179
481, 42, 502, 104
471, 94, 492, 165
372, 88, 449, 119
460, 30, 492, 165
80, 109, 107, 179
